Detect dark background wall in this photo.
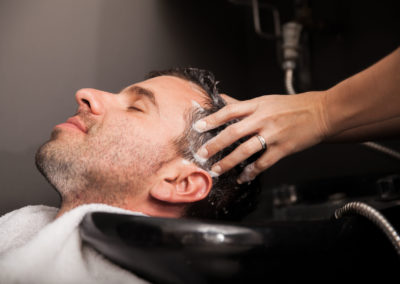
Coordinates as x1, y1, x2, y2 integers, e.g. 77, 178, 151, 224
0, 0, 399, 217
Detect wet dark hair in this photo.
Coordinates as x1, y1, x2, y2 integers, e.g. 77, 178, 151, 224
146, 67, 261, 221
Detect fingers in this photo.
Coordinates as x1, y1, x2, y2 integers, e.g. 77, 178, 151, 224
237, 150, 282, 184
220, 94, 239, 104
194, 101, 254, 133
205, 131, 283, 184
196, 115, 261, 160
209, 135, 265, 176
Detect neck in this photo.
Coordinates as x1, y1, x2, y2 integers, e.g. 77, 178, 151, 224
55, 190, 131, 218
55, 190, 186, 219
55, 204, 76, 218
56, 197, 185, 220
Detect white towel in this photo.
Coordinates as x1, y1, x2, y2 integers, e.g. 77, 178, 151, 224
0, 204, 150, 284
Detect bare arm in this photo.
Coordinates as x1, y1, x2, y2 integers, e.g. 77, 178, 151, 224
327, 116, 400, 142
196, 48, 400, 183
323, 47, 400, 141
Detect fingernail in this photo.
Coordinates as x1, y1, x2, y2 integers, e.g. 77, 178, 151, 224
237, 164, 255, 184
211, 164, 221, 174
197, 147, 208, 159
208, 170, 220, 178
193, 152, 208, 165
238, 175, 254, 184
193, 120, 207, 132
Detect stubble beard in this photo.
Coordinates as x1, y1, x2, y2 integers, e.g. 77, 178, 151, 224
35, 129, 95, 204
35, 130, 84, 195
35, 123, 168, 208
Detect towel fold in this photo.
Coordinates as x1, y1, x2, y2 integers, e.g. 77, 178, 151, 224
0, 204, 150, 284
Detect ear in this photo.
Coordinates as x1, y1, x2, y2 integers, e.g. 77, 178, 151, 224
150, 159, 212, 204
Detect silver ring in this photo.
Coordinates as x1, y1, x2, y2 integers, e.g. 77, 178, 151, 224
256, 135, 267, 151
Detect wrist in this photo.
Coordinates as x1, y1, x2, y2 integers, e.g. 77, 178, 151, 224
323, 79, 359, 140
317, 90, 332, 141
302, 90, 332, 142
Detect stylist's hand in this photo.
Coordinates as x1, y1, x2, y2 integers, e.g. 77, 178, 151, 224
195, 91, 330, 183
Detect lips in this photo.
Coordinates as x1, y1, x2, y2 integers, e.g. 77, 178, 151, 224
65, 117, 88, 133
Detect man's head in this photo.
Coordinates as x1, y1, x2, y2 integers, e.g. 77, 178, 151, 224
36, 67, 259, 220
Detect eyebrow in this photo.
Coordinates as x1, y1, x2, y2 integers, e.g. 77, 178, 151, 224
120, 85, 159, 111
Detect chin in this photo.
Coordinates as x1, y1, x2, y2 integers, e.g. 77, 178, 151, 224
50, 128, 76, 140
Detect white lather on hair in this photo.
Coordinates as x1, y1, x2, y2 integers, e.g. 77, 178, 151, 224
192, 152, 208, 165
191, 100, 204, 112
181, 159, 191, 165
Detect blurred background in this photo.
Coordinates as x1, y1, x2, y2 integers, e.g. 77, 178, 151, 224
0, 0, 399, 218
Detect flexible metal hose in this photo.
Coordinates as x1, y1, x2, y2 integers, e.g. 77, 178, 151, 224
362, 141, 400, 161
334, 201, 400, 256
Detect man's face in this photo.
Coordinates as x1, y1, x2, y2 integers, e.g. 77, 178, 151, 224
36, 75, 208, 206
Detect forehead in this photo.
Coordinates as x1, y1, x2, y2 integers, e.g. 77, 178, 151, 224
134, 75, 208, 111
127, 75, 209, 133
140, 75, 208, 103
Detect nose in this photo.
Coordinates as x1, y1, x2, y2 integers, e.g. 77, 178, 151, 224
75, 88, 106, 115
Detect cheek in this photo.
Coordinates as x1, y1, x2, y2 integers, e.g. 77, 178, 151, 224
86, 117, 170, 167
96, 117, 149, 149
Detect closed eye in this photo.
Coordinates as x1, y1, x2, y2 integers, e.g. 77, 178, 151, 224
127, 106, 144, 112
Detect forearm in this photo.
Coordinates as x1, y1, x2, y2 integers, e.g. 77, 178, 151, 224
327, 116, 400, 143
323, 47, 400, 140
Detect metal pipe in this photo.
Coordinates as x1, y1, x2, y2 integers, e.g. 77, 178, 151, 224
251, 0, 281, 40
285, 69, 296, 95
